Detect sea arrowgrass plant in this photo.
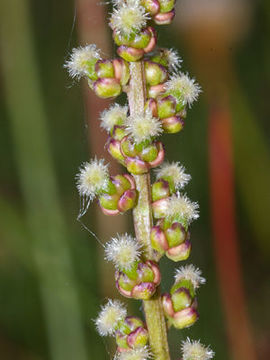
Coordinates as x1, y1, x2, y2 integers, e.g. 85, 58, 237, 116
65, 1, 214, 359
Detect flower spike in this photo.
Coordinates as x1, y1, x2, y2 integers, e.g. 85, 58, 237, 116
110, 0, 149, 37
95, 299, 127, 336
155, 161, 191, 191
64, 44, 101, 80
76, 158, 109, 200
125, 109, 163, 144
165, 73, 201, 107
100, 103, 128, 132
181, 338, 215, 360
175, 265, 206, 289
116, 346, 152, 360
105, 234, 142, 271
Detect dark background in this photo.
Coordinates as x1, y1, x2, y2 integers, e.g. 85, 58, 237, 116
0, 0, 269, 359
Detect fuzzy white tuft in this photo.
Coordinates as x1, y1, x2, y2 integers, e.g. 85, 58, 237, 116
105, 234, 142, 271
110, 0, 149, 36
175, 265, 206, 289
116, 346, 152, 360
155, 162, 191, 189
181, 338, 214, 360
64, 44, 101, 79
100, 103, 128, 132
165, 193, 199, 225
95, 299, 127, 336
164, 48, 182, 71
165, 73, 201, 107
125, 109, 163, 143
76, 158, 109, 199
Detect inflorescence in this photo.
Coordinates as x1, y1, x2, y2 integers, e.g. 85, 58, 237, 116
65, 0, 213, 359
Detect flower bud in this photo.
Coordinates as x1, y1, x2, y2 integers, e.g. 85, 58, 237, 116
93, 78, 122, 98
113, 59, 130, 85
117, 45, 145, 62
161, 116, 184, 134
147, 83, 166, 98
95, 59, 115, 78
144, 61, 168, 86
154, 10, 175, 25
116, 316, 148, 351
141, 0, 160, 15
181, 338, 215, 360
116, 260, 161, 300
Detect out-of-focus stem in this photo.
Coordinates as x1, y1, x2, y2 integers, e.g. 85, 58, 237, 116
129, 62, 171, 360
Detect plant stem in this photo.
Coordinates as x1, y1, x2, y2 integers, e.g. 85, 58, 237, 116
128, 62, 171, 360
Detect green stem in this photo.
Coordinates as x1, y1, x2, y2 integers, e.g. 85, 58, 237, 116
128, 62, 171, 360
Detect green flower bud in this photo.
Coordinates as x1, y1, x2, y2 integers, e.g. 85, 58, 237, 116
159, 0, 175, 13
95, 59, 115, 78
94, 78, 122, 98
144, 61, 168, 86
117, 45, 145, 62
116, 317, 148, 351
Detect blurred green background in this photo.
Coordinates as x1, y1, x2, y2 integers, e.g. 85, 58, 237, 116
0, 0, 269, 359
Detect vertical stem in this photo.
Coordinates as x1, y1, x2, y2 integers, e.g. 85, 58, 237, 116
128, 62, 171, 360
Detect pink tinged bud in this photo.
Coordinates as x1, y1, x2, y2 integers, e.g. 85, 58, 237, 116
95, 59, 115, 78
118, 189, 138, 212
127, 327, 149, 348
152, 197, 169, 219
113, 59, 130, 86
172, 306, 199, 329
145, 98, 158, 117
148, 141, 165, 168
143, 27, 157, 53
162, 293, 175, 317
107, 138, 126, 164
171, 287, 193, 312
116, 331, 130, 350
142, 0, 160, 15
161, 116, 184, 134
145, 61, 168, 86
148, 83, 166, 98
117, 45, 144, 62
131, 282, 157, 300
151, 226, 169, 254
123, 174, 136, 189
147, 260, 161, 285
154, 10, 175, 25
166, 240, 191, 262
94, 78, 122, 98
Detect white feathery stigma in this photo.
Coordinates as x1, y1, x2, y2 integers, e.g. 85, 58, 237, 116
155, 162, 191, 189
64, 44, 101, 79
76, 158, 109, 199
181, 338, 214, 360
95, 299, 127, 336
165, 73, 201, 107
175, 265, 206, 289
165, 193, 199, 225
116, 346, 152, 360
110, 0, 149, 36
105, 234, 142, 270
100, 103, 128, 132
125, 109, 163, 143
164, 48, 182, 71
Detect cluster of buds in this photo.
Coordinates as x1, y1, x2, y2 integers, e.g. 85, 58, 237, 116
95, 300, 149, 352
102, 104, 165, 174
105, 234, 161, 299
65, 44, 130, 98
162, 265, 205, 329
141, 0, 176, 25
77, 159, 137, 215
150, 162, 199, 261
